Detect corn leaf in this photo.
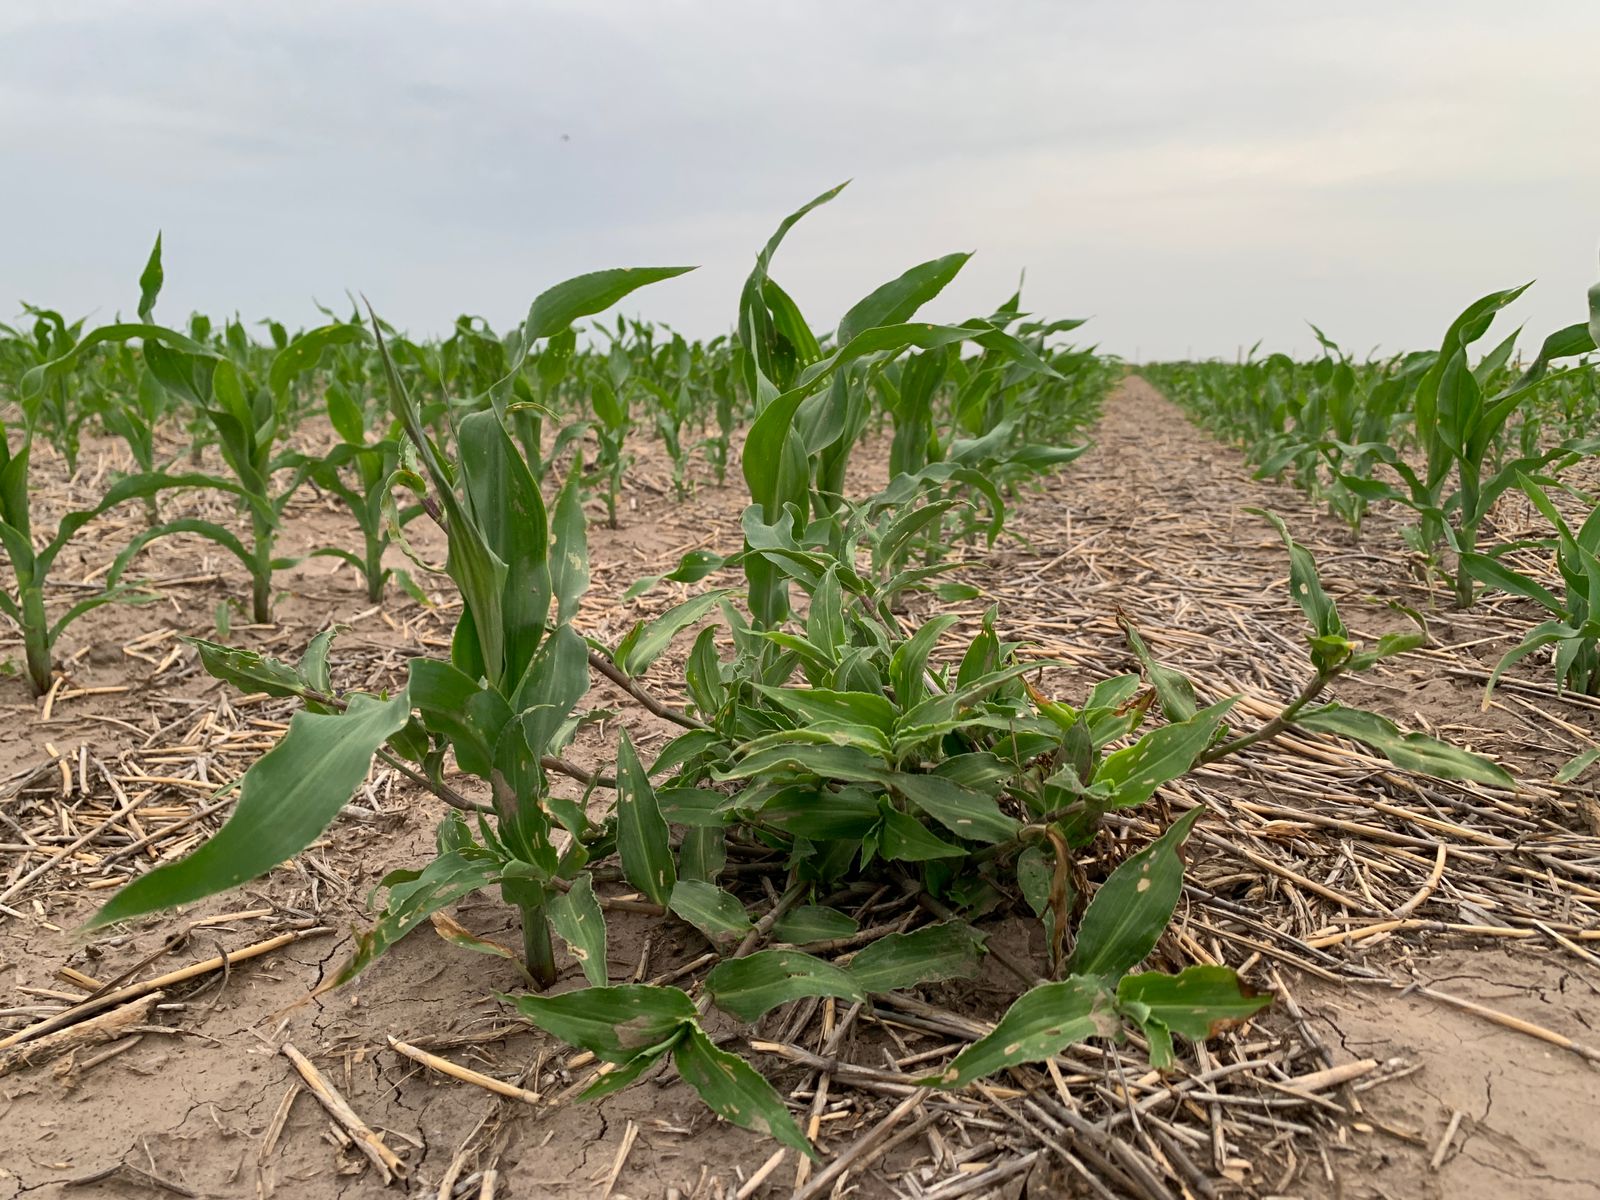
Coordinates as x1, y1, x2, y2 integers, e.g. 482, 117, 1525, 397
88, 690, 413, 928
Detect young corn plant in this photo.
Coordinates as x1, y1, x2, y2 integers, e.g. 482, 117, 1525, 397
583, 332, 636, 528
1323, 284, 1599, 606
1465, 475, 1600, 698
83, 263, 694, 982
0, 409, 260, 695
307, 373, 425, 604
26, 242, 371, 623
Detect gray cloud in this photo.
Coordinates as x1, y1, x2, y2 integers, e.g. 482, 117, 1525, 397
2, 0, 1596, 359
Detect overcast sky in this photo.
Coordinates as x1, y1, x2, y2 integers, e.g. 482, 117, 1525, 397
3, 1, 1597, 361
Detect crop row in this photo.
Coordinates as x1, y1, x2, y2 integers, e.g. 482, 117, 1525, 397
0, 186, 1529, 1153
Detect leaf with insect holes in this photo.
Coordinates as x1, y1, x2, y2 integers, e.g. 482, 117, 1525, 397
668, 880, 752, 953
705, 949, 866, 1022
673, 1025, 814, 1157
847, 923, 984, 993
181, 637, 307, 698
88, 690, 413, 929
1068, 805, 1206, 980
1294, 703, 1514, 787
615, 730, 676, 906
1116, 965, 1273, 1068
508, 984, 696, 1064
1250, 508, 1349, 669
549, 873, 609, 987
921, 976, 1117, 1089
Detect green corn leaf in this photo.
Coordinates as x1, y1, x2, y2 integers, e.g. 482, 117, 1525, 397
521, 267, 697, 344
325, 384, 366, 444
580, 1039, 678, 1100
516, 623, 591, 761
1554, 747, 1600, 786
550, 457, 590, 627
1116, 965, 1273, 1069
673, 1026, 813, 1157
1069, 805, 1206, 979
181, 637, 309, 698
616, 730, 676, 906
1459, 551, 1561, 614
327, 840, 503, 989
773, 906, 858, 944
705, 949, 865, 1022
668, 879, 753, 952
1294, 703, 1515, 787
508, 983, 696, 1064
409, 658, 511, 779
1119, 615, 1198, 722
921, 976, 1117, 1089
614, 589, 731, 678
836, 252, 972, 345
847, 922, 984, 993
887, 772, 1020, 844
457, 409, 550, 690
21, 322, 216, 400
88, 690, 413, 928
1094, 699, 1235, 809
1249, 508, 1344, 645
549, 873, 609, 987
268, 324, 369, 398
137, 232, 163, 323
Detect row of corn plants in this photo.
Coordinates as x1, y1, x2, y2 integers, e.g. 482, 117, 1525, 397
1148, 273, 1600, 702
58, 186, 1518, 1155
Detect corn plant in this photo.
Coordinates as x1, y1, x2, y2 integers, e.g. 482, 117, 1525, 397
1339, 286, 1599, 606
733, 183, 1074, 628
308, 375, 424, 604
1466, 475, 1600, 698
83, 263, 693, 966
583, 333, 636, 528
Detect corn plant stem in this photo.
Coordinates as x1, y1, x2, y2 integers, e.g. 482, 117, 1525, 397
373, 750, 490, 814
1195, 670, 1331, 765
250, 508, 273, 624
522, 901, 557, 989
21, 587, 51, 697
587, 650, 706, 730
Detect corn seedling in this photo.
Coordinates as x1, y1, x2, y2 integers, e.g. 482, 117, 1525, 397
1466, 475, 1600, 698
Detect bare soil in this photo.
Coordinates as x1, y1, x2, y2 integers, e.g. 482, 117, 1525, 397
1, 379, 1596, 1199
